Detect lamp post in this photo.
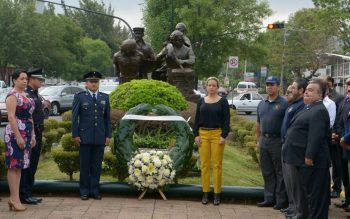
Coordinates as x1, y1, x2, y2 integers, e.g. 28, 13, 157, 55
35, 0, 135, 38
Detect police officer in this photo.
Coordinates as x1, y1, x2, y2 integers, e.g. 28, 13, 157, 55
256, 76, 288, 209
72, 71, 111, 200
20, 68, 45, 204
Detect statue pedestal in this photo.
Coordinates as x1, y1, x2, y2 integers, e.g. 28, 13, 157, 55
167, 68, 200, 103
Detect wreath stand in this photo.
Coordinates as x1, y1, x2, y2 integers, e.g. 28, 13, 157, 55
138, 189, 167, 200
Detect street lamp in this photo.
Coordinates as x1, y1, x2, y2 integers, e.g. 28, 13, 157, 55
35, 0, 135, 39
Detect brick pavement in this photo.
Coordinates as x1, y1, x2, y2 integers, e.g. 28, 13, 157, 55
0, 195, 348, 219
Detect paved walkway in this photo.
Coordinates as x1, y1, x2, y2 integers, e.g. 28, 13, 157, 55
0, 195, 348, 219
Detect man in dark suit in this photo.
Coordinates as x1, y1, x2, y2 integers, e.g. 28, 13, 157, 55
72, 71, 112, 200
20, 68, 45, 205
284, 78, 331, 219
327, 76, 345, 198
280, 78, 307, 218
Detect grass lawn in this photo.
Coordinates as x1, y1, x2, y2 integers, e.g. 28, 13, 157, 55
36, 143, 263, 187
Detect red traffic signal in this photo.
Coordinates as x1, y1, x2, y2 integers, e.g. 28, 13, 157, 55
267, 23, 284, 29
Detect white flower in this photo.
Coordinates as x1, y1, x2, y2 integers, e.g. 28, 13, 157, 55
156, 151, 163, 156
170, 171, 176, 179
134, 169, 141, 177
146, 176, 153, 183
162, 159, 168, 166
142, 155, 150, 164
163, 169, 170, 177
154, 159, 162, 167
159, 179, 166, 186
134, 159, 142, 167
141, 165, 148, 173
149, 184, 157, 189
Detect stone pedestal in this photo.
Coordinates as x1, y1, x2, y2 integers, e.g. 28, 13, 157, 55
167, 68, 200, 103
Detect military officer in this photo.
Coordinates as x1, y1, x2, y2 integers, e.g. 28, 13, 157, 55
20, 68, 45, 205
72, 71, 112, 200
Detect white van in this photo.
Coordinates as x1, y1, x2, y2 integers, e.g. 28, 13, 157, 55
234, 81, 258, 93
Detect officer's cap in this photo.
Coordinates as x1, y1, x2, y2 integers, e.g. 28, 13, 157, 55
133, 27, 145, 33
83, 71, 103, 81
266, 76, 280, 85
27, 68, 45, 81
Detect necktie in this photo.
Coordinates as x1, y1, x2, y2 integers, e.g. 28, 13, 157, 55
93, 93, 97, 103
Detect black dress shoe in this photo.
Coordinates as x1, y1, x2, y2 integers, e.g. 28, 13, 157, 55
91, 194, 102, 200
330, 190, 340, 198
21, 197, 38, 205
273, 203, 288, 210
257, 201, 275, 207
80, 195, 89, 200
201, 192, 209, 205
32, 197, 43, 203
213, 193, 220, 206
335, 201, 349, 208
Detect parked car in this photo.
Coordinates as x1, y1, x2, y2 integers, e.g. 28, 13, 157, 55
39, 94, 51, 119
39, 85, 85, 115
193, 89, 205, 97
233, 81, 258, 94
228, 92, 264, 115
99, 84, 118, 95
0, 92, 8, 124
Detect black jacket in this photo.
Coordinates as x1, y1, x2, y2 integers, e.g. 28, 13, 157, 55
283, 101, 331, 168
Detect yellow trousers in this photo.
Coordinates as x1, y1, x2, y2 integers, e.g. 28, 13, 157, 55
199, 128, 225, 193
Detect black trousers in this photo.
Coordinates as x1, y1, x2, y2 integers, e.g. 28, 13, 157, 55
298, 167, 330, 219
79, 144, 105, 196
20, 129, 42, 199
331, 143, 349, 193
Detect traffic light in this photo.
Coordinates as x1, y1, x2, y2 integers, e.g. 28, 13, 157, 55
267, 23, 284, 29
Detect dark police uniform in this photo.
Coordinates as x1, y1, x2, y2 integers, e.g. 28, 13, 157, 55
257, 94, 288, 207
20, 68, 45, 204
72, 71, 111, 199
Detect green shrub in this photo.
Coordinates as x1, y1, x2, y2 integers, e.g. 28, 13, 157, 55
246, 141, 259, 164
244, 121, 255, 131
0, 153, 5, 179
0, 139, 5, 154
109, 79, 188, 111
237, 129, 251, 145
133, 132, 176, 149
244, 136, 256, 144
60, 133, 78, 152
56, 127, 67, 138
58, 121, 72, 132
102, 151, 118, 177
61, 110, 72, 121
51, 147, 79, 180
42, 129, 59, 154
44, 119, 59, 132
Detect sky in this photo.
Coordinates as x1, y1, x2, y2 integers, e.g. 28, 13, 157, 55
61, 0, 315, 29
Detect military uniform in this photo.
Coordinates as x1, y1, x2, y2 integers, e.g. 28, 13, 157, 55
20, 68, 45, 204
72, 71, 111, 199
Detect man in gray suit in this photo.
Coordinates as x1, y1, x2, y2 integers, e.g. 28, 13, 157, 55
283, 78, 331, 219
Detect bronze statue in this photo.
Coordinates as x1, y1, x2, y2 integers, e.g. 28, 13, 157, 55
156, 30, 197, 102
113, 39, 143, 84
175, 22, 192, 48
156, 30, 195, 69
133, 27, 156, 79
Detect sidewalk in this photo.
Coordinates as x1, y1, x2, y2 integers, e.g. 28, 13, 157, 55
0, 195, 347, 219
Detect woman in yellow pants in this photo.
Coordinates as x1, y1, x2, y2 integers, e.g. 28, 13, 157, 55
193, 77, 230, 205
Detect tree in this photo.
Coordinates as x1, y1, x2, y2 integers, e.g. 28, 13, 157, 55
312, 0, 350, 51
143, 0, 272, 78
261, 8, 340, 82
66, 0, 129, 53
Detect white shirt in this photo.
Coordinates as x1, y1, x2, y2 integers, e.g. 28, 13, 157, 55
87, 89, 99, 99
323, 95, 336, 128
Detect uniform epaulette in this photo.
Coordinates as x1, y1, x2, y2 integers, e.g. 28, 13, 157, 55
77, 91, 87, 95
99, 92, 108, 96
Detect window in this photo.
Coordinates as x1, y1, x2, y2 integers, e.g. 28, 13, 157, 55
252, 93, 263, 100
